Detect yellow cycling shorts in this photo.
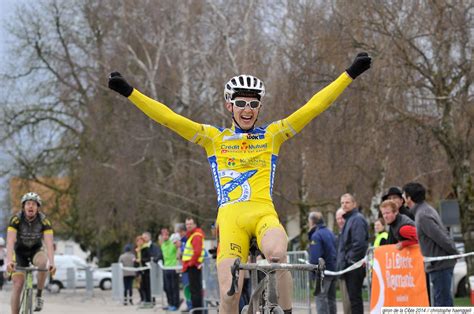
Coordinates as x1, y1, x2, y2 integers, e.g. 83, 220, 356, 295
216, 201, 286, 264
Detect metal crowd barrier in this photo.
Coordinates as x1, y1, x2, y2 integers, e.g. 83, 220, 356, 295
287, 251, 313, 313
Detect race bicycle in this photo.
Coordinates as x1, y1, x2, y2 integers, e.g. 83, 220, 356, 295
16, 265, 49, 314
227, 239, 325, 314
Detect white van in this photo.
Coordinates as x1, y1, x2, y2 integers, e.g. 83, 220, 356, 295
48, 255, 112, 292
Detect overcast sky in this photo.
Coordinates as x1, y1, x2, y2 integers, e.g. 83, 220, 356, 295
0, 0, 16, 57
0, 0, 17, 233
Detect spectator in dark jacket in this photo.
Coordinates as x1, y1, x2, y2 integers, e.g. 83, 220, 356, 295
308, 212, 337, 314
403, 182, 458, 307
135, 235, 152, 308
336, 193, 368, 314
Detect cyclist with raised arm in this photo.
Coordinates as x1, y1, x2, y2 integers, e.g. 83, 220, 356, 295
108, 53, 371, 313
5, 192, 56, 313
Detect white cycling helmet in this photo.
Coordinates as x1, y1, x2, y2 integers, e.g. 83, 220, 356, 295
21, 192, 42, 207
224, 74, 265, 102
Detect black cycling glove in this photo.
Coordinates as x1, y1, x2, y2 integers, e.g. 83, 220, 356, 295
345, 52, 371, 79
108, 72, 134, 97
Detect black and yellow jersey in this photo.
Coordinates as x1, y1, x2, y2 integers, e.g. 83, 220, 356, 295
8, 211, 53, 253
128, 72, 353, 208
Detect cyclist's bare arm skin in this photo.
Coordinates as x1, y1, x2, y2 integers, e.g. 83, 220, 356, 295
6, 229, 23, 314
5, 228, 16, 272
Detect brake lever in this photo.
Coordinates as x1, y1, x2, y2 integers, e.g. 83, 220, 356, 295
226, 258, 241, 296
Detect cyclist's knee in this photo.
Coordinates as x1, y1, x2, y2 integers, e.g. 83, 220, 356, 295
33, 252, 48, 267
12, 277, 24, 290
265, 250, 287, 263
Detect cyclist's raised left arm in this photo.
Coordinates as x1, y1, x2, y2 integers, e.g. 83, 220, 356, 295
108, 72, 204, 143
285, 53, 371, 134
285, 73, 352, 133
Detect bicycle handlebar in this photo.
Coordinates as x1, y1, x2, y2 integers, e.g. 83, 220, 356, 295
15, 266, 50, 272
226, 257, 327, 296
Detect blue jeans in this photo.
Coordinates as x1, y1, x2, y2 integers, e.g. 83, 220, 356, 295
315, 276, 337, 314
429, 267, 454, 307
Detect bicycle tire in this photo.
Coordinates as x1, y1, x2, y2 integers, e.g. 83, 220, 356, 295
20, 287, 33, 314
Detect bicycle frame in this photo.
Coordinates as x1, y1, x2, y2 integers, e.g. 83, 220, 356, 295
16, 266, 48, 314
227, 257, 326, 314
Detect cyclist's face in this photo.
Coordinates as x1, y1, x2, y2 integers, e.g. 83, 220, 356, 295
226, 96, 261, 130
23, 200, 39, 219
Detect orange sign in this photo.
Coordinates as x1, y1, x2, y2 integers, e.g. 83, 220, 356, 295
370, 244, 429, 312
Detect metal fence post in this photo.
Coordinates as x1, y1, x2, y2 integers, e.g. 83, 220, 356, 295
111, 263, 124, 302
287, 251, 312, 314
66, 267, 76, 292
150, 261, 163, 303
85, 266, 94, 298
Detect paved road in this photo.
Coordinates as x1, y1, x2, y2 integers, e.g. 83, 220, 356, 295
0, 282, 369, 313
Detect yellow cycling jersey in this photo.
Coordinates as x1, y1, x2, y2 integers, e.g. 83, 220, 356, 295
128, 72, 352, 208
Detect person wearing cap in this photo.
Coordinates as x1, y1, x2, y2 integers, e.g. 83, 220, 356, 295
160, 228, 180, 311
381, 186, 414, 220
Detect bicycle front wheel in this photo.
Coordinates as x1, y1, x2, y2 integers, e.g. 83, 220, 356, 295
20, 288, 33, 314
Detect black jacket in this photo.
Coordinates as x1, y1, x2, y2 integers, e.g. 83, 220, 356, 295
336, 208, 369, 271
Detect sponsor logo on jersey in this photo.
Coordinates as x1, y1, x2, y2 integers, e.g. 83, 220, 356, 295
220, 143, 268, 153
230, 243, 242, 253
239, 156, 266, 168
219, 169, 257, 205
246, 133, 265, 140
227, 157, 236, 167
223, 133, 265, 141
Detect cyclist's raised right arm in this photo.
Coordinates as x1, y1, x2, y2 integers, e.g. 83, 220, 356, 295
128, 89, 202, 142
108, 72, 203, 143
